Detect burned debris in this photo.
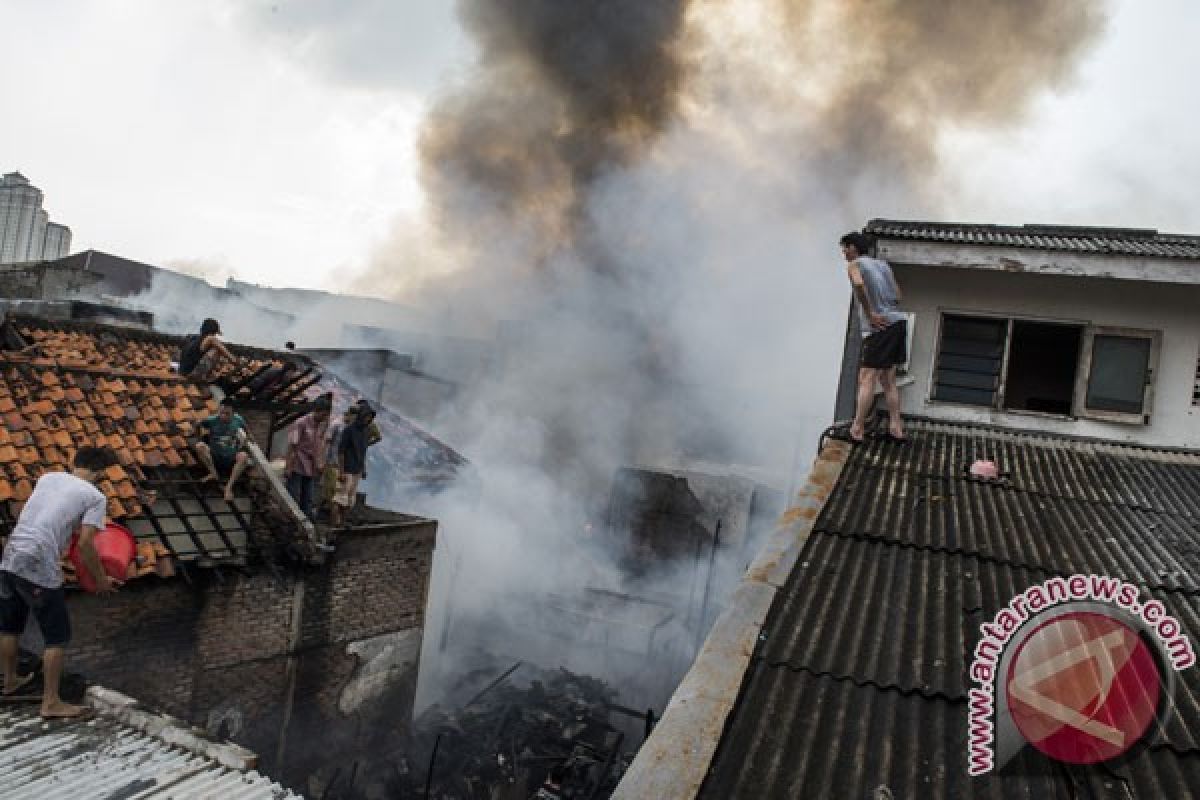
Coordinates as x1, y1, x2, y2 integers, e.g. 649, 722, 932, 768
389, 665, 641, 800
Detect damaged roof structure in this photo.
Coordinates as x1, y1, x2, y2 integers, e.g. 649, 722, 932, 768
0, 308, 449, 794
0, 312, 337, 578
311, 370, 467, 502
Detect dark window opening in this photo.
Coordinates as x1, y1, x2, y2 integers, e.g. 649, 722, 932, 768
1085, 335, 1153, 414
1003, 321, 1082, 415
932, 315, 1007, 407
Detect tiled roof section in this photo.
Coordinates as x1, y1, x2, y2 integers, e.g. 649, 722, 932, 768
12, 315, 319, 395
0, 315, 305, 573
701, 418, 1200, 799
0, 703, 301, 799
866, 218, 1200, 260
0, 355, 217, 519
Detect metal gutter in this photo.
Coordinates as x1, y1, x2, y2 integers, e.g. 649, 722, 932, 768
611, 441, 851, 799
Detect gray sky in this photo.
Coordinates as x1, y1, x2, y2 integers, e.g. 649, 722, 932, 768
1, 0, 1195, 292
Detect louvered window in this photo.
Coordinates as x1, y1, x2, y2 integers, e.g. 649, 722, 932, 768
932, 314, 1160, 425
931, 315, 1007, 407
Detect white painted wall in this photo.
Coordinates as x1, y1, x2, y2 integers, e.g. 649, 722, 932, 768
894, 264, 1200, 449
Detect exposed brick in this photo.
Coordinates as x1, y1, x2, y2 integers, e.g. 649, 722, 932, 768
56, 518, 436, 786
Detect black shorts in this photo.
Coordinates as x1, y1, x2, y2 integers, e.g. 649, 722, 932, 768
0, 570, 71, 647
861, 319, 908, 369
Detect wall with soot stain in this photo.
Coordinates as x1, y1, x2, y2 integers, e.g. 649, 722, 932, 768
57, 518, 435, 789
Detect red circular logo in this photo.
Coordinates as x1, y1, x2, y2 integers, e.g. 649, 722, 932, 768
1006, 611, 1161, 764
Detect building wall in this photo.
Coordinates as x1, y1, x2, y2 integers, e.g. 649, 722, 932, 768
895, 264, 1200, 447
59, 520, 436, 792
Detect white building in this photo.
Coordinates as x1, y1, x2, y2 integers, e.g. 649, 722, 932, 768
833, 219, 1200, 449
0, 172, 72, 264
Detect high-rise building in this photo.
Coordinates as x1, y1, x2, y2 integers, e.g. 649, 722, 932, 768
0, 171, 72, 264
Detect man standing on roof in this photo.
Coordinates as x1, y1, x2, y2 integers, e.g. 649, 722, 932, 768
193, 398, 250, 502
839, 232, 908, 444
0, 446, 118, 719
332, 402, 375, 527
355, 398, 383, 451
285, 396, 331, 520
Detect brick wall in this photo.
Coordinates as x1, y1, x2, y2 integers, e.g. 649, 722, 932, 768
240, 409, 275, 458
61, 518, 436, 788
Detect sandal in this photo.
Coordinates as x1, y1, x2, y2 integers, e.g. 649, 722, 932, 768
40, 706, 95, 721
827, 425, 865, 445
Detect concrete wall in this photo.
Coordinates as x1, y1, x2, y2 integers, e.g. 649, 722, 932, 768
54, 519, 435, 794
894, 264, 1200, 448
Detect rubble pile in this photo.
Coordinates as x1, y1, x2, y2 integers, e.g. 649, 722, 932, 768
398, 666, 635, 799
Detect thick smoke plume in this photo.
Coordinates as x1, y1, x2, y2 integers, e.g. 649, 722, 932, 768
771, 0, 1108, 192
210, 0, 1110, 713
401, 0, 1109, 710
421, 0, 693, 267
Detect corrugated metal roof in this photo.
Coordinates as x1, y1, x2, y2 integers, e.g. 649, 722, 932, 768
866, 219, 1200, 260
701, 419, 1200, 799
0, 704, 300, 800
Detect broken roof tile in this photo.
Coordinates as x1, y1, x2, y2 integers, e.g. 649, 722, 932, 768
0, 314, 328, 578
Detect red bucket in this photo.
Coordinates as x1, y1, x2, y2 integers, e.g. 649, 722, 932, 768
68, 522, 136, 593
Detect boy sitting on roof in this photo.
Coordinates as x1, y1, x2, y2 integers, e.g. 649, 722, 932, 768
193, 398, 250, 502
1, 446, 119, 720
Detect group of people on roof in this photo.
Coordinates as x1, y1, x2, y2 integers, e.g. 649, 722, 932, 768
284, 396, 379, 527
191, 393, 380, 527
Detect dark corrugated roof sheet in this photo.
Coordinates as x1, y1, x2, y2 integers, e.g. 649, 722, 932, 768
867, 219, 1200, 260
701, 419, 1200, 798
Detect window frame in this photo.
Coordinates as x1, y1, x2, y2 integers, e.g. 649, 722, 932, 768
929, 311, 1161, 425
927, 310, 1010, 409
1073, 326, 1161, 425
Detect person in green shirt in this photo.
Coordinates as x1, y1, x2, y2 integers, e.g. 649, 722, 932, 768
193, 398, 250, 502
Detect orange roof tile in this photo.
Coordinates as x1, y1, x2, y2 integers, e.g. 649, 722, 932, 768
0, 316, 327, 577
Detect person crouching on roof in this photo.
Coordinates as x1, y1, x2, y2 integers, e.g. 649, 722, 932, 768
193, 397, 250, 502
1, 446, 119, 719
332, 402, 375, 527
179, 318, 237, 384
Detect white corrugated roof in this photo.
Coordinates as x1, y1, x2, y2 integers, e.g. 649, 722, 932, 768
0, 702, 302, 799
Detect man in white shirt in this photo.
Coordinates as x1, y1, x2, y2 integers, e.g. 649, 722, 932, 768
0, 446, 118, 719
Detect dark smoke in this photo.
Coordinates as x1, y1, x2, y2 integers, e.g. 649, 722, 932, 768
420, 0, 696, 269
392, 0, 1110, 713
775, 0, 1108, 193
